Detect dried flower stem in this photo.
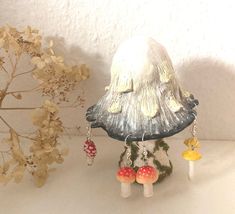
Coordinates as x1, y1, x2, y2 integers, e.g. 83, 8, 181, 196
8, 53, 14, 69
0, 65, 8, 74
0, 152, 5, 165
0, 115, 13, 130
13, 68, 34, 78
0, 55, 20, 106
7, 84, 41, 95
0, 107, 38, 110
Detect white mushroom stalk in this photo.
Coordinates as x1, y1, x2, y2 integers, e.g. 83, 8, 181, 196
188, 160, 195, 180
121, 183, 132, 198
182, 137, 202, 181
143, 183, 154, 198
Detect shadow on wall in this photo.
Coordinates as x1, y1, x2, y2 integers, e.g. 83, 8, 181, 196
45, 36, 108, 94
176, 57, 235, 141
45, 36, 109, 136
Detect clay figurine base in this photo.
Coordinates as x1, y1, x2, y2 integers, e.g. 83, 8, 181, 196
119, 139, 172, 183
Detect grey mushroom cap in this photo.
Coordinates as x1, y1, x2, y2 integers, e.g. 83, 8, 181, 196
86, 37, 199, 142
86, 96, 198, 141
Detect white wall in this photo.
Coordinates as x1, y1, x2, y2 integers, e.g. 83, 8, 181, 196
0, 0, 235, 140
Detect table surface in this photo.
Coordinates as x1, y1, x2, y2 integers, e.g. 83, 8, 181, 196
0, 136, 235, 214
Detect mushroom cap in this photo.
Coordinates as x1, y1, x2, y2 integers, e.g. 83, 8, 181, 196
182, 150, 202, 161
136, 166, 158, 184
83, 140, 97, 158
86, 37, 199, 142
116, 167, 136, 183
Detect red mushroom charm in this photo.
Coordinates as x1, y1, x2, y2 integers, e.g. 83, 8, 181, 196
116, 167, 136, 198
136, 166, 158, 197
83, 140, 97, 166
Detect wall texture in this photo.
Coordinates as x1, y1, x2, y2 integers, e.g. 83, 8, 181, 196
0, 0, 235, 140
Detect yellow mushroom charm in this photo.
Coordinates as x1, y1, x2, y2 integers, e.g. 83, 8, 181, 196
182, 137, 202, 180
182, 137, 202, 161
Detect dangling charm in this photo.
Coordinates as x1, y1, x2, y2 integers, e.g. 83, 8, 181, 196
136, 134, 159, 198
182, 115, 202, 180
182, 137, 202, 161
116, 135, 136, 198
83, 125, 97, 166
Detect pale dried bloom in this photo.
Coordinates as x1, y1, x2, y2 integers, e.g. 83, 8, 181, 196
31, 108, 48, 126
43, 100, 58, 113
31, 43, 89, 103
0, 25, 89, 186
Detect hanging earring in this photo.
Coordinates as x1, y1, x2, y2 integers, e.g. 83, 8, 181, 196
182, 113, 202, 180
116, 134, 136, 198
142, 136, 148, 165
125, 134, 132, 167
83, 124, 97, 166
136, 133, 159, 198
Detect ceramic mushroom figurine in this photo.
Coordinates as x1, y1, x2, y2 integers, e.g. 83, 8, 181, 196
86, 36, 199, 196
182, 137, 202, 180
116, 167, 136, 198
136, 166, 159, 197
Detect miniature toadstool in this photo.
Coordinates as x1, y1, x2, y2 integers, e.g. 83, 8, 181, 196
182, 150, 201, 180
116, 167, 136, 198
83, 140, 97, 166
182, 137, 202, 180
136, 166, 158, 197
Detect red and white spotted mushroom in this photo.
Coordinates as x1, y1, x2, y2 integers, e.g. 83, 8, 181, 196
83, 140, 97, 166
136, 165, 159, 197
116, 167, 136, 198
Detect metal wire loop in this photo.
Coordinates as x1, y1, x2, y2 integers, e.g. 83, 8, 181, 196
124, 134, 132, 166
142, 132, 146, 142
86, 123, 92, 140
124, 134, 132, 147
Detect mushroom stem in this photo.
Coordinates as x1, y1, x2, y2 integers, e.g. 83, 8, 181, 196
143, 183, 153, 197
121, 183, 131, 198
86, 157, 94, 166
188, 160, 194, 180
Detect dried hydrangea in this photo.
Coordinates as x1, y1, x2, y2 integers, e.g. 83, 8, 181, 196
0, 25, 89, 186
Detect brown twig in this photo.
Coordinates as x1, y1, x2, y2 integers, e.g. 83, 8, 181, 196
6, 84, 41, 95
18, 134, 36, 141
0, 65, 8, 74
0, 107, 38, 110
1, 152, 5, 163
0, 55, 20, 106
8, 53, 14, 69
13, 68, 35, 78
0, 115, 13, 130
